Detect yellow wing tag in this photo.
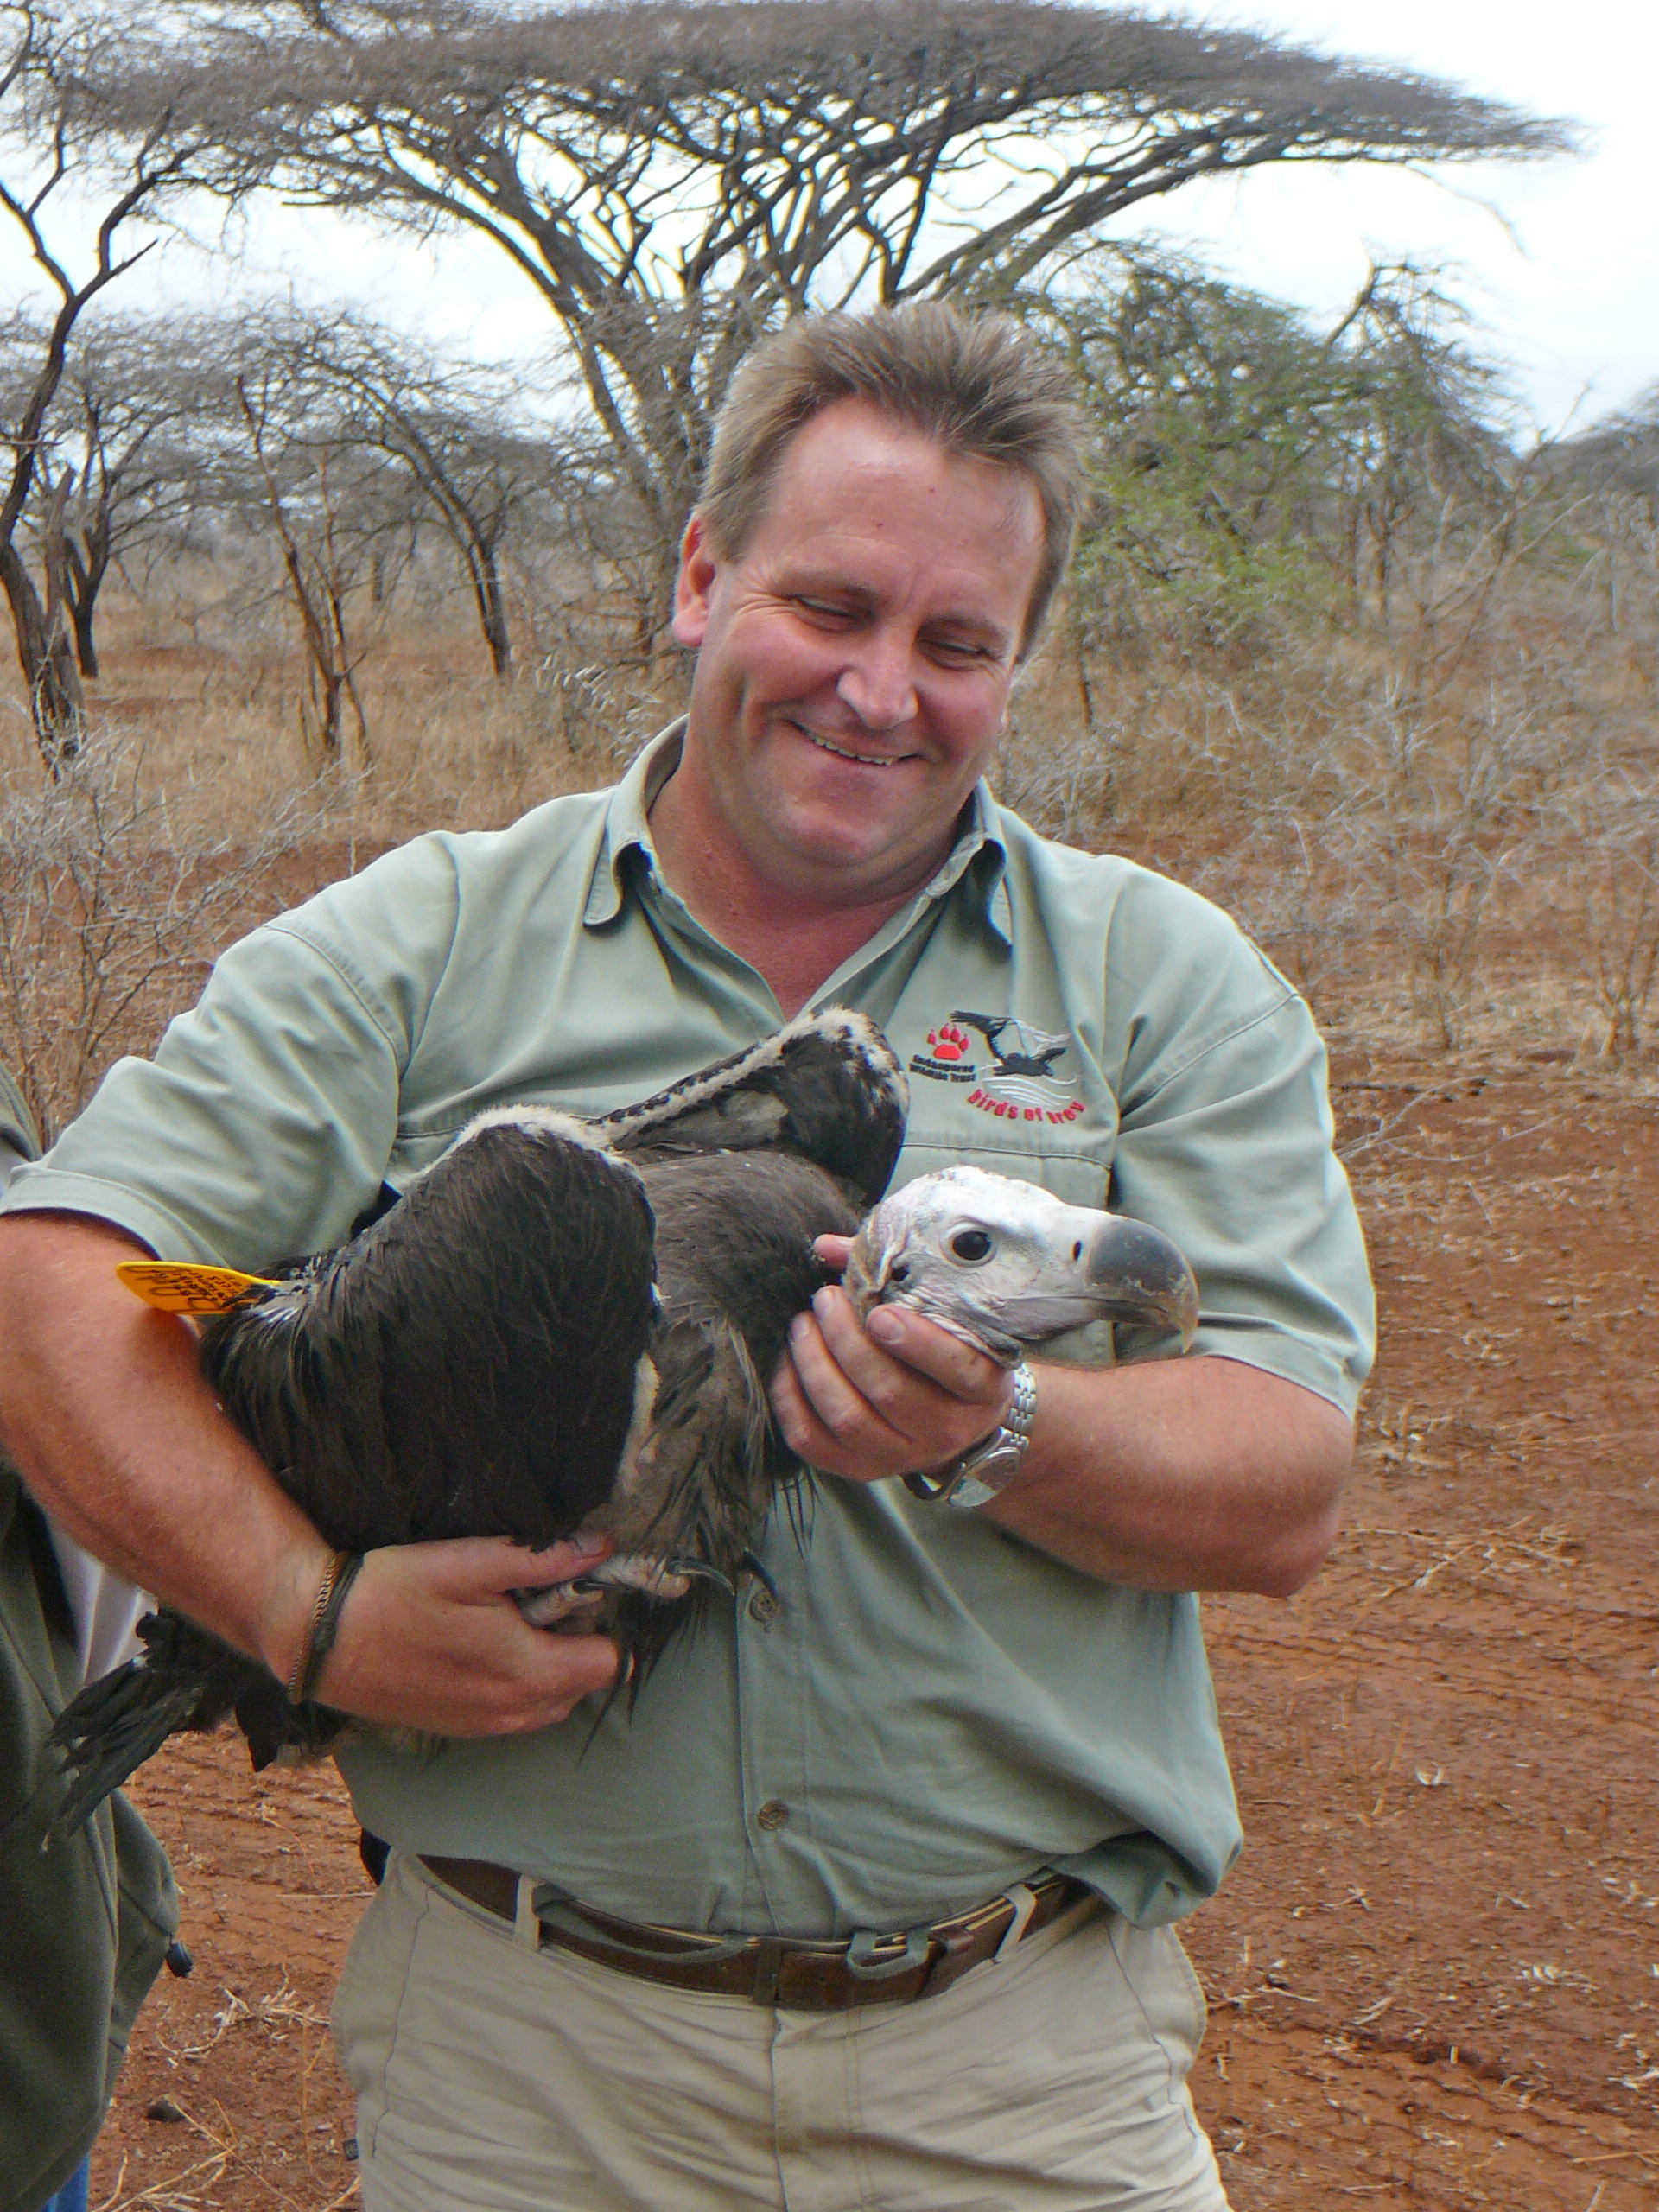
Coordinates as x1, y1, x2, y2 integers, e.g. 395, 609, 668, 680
116, 1260, 280, 1315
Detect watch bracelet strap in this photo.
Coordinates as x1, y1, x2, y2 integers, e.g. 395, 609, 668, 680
905, 1361, 1037, 1504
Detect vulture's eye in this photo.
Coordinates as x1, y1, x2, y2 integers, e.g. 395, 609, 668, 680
949, 1227, 995, 1264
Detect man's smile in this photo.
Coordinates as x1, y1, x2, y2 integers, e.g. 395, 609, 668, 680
799, 726, 912, 769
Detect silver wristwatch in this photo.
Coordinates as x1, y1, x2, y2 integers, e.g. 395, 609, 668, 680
904, 1363, 1038, 1512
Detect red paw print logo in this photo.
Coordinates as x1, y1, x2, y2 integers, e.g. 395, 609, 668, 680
927, 1023, 969, 1062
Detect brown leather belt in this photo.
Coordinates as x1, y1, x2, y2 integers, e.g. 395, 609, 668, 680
420, 1854, 1094, 2010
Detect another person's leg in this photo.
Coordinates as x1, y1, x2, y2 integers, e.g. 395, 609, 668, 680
41, 2161, 91, 2212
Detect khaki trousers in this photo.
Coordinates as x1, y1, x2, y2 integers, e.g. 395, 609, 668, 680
332, 1853, 1230, 2212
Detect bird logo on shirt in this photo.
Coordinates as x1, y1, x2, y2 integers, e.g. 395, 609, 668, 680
909, 1013, 1083, 1123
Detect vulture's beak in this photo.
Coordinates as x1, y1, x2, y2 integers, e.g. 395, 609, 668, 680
1084, 1217, 1201, 1349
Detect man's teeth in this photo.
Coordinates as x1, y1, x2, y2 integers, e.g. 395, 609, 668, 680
809, 734, 898, 767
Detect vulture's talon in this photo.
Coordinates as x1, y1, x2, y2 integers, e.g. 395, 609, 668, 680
664, 1558, 735, 1595
514, 1581, 606, 1627
737, 1550, 779, 1604
563, 1554, 694, 1601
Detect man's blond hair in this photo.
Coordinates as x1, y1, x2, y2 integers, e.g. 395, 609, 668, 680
697, 303, 1090, 654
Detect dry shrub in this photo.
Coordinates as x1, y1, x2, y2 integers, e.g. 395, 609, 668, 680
0, 733, 305, 1141
4, 452, 1656, 1084
1003, 585, 1659, 1065
1540, 771, 1659, 1060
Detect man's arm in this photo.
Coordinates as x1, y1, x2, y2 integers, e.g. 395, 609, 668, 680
0, 1213, 622, 1732
772, 1255, 1352, 1597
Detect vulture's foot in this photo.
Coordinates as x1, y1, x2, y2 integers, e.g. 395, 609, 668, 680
514, 1551, 724, 1628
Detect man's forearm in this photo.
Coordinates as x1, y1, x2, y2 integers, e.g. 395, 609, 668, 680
0, 1213, 331, 1676
986, 1355, 1353, 1597
774, 1272, 1355, 1599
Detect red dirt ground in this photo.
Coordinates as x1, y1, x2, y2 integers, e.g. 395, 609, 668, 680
87, 1057, 1658, 2211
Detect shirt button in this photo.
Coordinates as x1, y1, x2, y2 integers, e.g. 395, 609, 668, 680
748, 1587, 781, 1624
756, 1800, 790, 1832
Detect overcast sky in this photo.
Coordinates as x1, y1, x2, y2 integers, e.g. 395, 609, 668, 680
6, 1, 1653, 433
1132, 0, 1657, 431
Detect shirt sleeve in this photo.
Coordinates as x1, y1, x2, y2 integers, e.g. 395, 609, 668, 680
0, 840, 463, 1270
1103, 870, 1376, 1415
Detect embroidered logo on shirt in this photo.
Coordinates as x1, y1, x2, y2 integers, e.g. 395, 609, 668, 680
909, 1012, 1085, 1124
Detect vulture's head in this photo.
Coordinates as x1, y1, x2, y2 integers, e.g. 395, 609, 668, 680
844, 1165, 1199, 1365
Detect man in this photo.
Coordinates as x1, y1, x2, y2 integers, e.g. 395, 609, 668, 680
0, 305, 1373, 2209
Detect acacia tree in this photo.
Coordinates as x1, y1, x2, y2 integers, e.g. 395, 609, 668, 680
0, 314, 205, 679
276, 312, 552, 678
1023, 250, 1528, 658
227, 347, 416, 766
0, 3, 221, 766
1550, 386, 1659, 653
124, 0, 1569, 616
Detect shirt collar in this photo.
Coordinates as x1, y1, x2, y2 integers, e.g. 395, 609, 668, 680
582, 723, 687, 926
582, 717, 1011, 946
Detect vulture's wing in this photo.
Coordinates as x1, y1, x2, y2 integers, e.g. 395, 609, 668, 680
200, 1111, 658, 1554
55, 1027, 899, 1827
46, 1611, 251, 1840
595, 1009, 906, 1210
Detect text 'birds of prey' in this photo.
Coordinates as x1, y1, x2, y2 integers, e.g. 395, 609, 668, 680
46, 1011, 1198, 1840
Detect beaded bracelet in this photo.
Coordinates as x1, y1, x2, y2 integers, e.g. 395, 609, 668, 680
286, 1549, 365, 1707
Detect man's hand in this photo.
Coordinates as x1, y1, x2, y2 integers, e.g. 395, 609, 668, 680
770, 1233, 1011, 1483
298, 1535, 623, 1736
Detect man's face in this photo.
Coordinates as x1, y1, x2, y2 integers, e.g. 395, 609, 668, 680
669, 401, 1046, 899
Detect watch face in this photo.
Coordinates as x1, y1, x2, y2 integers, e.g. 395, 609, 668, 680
945, 1436, 1024, 1509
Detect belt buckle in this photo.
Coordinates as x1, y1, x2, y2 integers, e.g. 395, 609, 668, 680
846, 1923, 934, 1984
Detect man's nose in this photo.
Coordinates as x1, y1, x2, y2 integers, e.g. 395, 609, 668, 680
836, 637, 918, 730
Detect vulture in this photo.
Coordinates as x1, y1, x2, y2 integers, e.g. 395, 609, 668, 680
46, 1011, 1198, 1840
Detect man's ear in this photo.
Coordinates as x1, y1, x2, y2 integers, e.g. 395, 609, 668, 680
671, 513, 718, 650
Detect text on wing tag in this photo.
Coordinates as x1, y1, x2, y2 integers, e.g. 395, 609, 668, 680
115, 1260, 279, 1315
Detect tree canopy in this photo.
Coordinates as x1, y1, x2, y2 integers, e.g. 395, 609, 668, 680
1020, 250, 1523, 645
109, 0, 1571, 598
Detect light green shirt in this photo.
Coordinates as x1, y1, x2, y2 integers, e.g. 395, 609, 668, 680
4, 729, 1373, 1938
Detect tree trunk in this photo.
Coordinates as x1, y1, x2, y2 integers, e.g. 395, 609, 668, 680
64, 532, 108, 680
303, 663, 345, 763
69, 585, 99, 681
0, 541, 84, 771
464, 543, 513, 680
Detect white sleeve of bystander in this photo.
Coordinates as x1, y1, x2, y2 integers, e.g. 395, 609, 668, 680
42, 1518, 149, 1687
